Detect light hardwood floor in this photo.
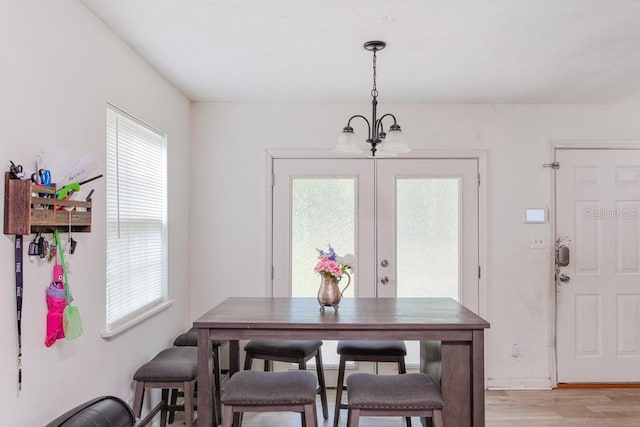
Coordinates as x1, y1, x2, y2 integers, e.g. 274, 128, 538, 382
171, 388, 640, 426
486, 388, 640, 426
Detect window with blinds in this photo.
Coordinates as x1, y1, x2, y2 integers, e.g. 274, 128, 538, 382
106, 105, 167, 332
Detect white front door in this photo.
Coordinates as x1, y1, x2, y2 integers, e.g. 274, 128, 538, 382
556, 148, 640, 382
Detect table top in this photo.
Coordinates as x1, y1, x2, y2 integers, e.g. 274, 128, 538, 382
194, 297, 489, 331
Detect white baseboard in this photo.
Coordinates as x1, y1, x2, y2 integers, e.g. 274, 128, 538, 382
487, 378, 553, 390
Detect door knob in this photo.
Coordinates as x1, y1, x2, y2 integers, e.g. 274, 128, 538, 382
380, 276, 389, 285
380, 259, 389, 267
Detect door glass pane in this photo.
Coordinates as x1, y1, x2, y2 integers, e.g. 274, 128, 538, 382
291, 178, 356, 298
290, 178, 356, 368
396, 178, 460, 300
395, 178, 460, 367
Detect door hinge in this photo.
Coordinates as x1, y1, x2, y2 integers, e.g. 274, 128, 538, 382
477, 173, 481, 187
478, 265, 481, 279
271, 266, 274, 280
543, 162, 559, 170
271, 173, 275, 187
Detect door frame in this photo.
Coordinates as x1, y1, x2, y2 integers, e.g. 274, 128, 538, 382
550, 141, 640, 387
265, 149, 488, 318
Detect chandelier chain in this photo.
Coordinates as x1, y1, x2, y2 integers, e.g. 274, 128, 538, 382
371, 50, 378, 98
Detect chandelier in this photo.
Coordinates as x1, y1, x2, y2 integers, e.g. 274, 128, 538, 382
333, 41, 410, 157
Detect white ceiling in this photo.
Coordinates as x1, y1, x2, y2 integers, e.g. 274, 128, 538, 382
80, 0, 640, 104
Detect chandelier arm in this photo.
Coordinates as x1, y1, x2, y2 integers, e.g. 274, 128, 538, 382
375, 113, 399, 136
377, 113, 398, 126
346, 114, 372, 139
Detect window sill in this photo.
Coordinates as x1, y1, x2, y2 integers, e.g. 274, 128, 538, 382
101, 299, 174, 339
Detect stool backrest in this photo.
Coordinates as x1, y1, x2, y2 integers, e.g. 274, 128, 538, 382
45, 395, 136, 427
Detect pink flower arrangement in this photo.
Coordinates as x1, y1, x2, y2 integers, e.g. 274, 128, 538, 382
314, 245, 354, 280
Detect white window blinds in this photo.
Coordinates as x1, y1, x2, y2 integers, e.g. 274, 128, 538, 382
106, 105, 167, 332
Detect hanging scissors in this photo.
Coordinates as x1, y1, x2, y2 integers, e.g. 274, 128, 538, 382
9, 161, 24, 179
39, 169, 51, 187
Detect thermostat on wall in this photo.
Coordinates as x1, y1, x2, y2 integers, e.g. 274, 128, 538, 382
524, 208, 548, 224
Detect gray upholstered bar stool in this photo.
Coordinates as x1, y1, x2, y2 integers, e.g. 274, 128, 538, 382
132, 346, 198, 427
172, 327, 227, 425
346, 373, 444, 427
333, 340, 409, 427
221, 370, 318, 427
243, 340, 329, 420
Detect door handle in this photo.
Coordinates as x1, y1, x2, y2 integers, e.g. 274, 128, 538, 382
380, 276, 389, 285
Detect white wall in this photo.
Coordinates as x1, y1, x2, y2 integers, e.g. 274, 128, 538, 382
0, 1, 191, 425
190, 102, 640, 388
4, 4, 640, 423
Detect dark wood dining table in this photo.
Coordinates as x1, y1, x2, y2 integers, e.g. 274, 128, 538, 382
194, 297, 490, 426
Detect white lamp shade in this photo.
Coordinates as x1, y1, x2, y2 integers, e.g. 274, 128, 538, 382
333, 131, 363, 154
371, 139, 398, 157
380, 129, 410, 154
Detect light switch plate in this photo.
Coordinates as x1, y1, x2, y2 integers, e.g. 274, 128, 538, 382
530, 237, 545, 249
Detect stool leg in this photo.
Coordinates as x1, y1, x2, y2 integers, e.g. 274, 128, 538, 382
160, 388, 169, 427
221, 405, 233, 427
432, 409, 443, 427
314, 349, 329, 419
133, 381, 145, 417
333, 355, 347, 427
168, 389, 178, 424
183, 381, 193, 427
263, 359, 271, 371
243, 353, 253, 370
303, 402, 317, 427
213, 345, 223, 426
312, 400, 319, 427
347, 408, 360, 427
398, 357, 407, 374
397, 357, 411, 427
232, 412, 242, 427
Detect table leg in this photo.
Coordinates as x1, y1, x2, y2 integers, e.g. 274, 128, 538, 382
197, 328, 213, 426
421, 339, 482, 427
441, 341, 471, 426
472, 330, 485, 426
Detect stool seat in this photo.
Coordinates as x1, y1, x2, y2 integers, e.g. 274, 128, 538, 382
333, 340, 409, 427
347, 373, 444, 409
223, 370, 317, 405
132, 347, 198, 427
173, 327, 226, 347
221, 371, 319, 427
345, 373, 444, 427
133, 347, 197, 382
244, 340, 329, 420
337, 340, 406, 356
244, 340, 322, 358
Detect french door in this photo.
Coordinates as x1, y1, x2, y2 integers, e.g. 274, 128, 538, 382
271, 157, 479, 374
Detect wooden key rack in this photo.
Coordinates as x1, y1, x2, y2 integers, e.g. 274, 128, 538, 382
3, 172, 92, 235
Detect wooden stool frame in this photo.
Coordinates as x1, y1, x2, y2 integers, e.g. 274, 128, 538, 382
347, 407, 443, 427
133, 378, 196, 427
244, 346, 329, 420
334, 353, 409, 427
